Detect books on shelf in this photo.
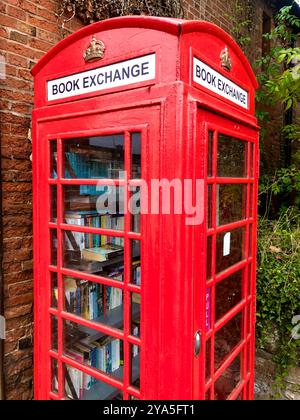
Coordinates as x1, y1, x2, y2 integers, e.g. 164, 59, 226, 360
65, 212, 125, 252
82, 245, 123, 263
64, 277, 123, 322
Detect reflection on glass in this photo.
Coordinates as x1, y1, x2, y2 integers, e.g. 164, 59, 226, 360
249, 184, 254, 218
50, 186, 57, 222
207, 236, 213, 280
63, 320, 124, 381
51, 358, 58, 393
216, 228, 245, 274
131, 240, 141, 286
207, 185, 213, 229
250, 143, 254, 178
50, 141, 57, 179
63, 231, 124, 279
131, 344, 140, 389
208, 131, 214, 177
131, 293, 140, 338
130, 186, 141, 233
51, 229, 58, 266
248, 225, 253, 258
217, 185, 246, 226
64, 364, 123, 400
205, 340, 211, 383
51, 272, 58, 308
217, 135, 247, 178
52, 316, 58, 351
132, 133, 141, 179
64, 277, 123, 329
215, 312, 242, 370
63, 185, 124, 229
248, 265, 252, 298
215, 271, 243, 321
63, 135, 125, 179
214, 355, 241, 400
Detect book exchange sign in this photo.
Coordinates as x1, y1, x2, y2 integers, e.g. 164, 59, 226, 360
47, 53, 156, 101
193, 57, 249, 109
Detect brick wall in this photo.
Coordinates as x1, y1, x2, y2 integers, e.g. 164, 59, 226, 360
0, 0, 83, 400
0, 0, 278, 400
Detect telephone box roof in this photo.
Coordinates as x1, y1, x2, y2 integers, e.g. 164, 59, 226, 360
31, 16, 258, 89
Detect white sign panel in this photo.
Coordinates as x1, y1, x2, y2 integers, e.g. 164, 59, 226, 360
193, 57, 249, 109
47, 53, 156, 101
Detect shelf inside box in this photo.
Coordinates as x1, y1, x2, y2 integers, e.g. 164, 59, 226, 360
78, 303, 140, 343
81, 354, 140, 400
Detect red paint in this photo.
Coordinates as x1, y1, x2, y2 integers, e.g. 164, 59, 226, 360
32, 16, 259, 401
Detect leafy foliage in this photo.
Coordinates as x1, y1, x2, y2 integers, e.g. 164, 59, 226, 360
257, 209, 300, 379
256, 4, 300, 386
58, 0, 183, 23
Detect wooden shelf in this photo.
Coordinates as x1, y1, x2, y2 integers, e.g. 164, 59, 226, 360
82, 354, 140, 400
78, 303, 140, 343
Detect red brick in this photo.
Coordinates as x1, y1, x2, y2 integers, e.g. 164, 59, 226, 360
10, 30, 28, 45
6, 6, 27, 22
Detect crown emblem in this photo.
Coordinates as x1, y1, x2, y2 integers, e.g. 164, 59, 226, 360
220, 46, 232, 71
84, 36, 105, 63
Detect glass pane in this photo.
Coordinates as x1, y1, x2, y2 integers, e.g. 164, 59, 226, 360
208, 131, 214, 177
215, 271, 243, 321
64, 277, 123, 329
131, 240, 141, 286
216, 227, 245, 274
130, 186, 141, 233
248, 225, 253, 258
131, 344, 140, 389
64, 364, 123, 400
207, 236, 213, 280
63, 135, 124, 179
215, 312, 242, 370
51, 316, 58, 351
217, 135, 247, 178
50, 186, 57, 222
214, 355, 241, 400
249, 184, 254, 218
64, 185, 124, 229
50, 229, 58, 266
51, 272, 58, 308
248, 264, 252, 298
131, 293, 140, 337
205, 339, 211, 383
207, 185, 213, 229
50, 141, 57, 179
132, 133, 141, 179
249, 143, 254, 178
51, 358, 58, 393
216, 185, 246, 226
63, 319, 124, 380
63, 231, 124, 279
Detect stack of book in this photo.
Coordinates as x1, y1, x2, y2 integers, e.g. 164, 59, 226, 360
64, 277, 123, 322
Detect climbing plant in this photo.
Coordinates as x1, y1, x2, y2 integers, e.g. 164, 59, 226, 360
255, 3, 300, 388
58, 0, 184, 24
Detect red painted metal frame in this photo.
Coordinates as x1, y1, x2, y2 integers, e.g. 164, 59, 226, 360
32, 16, 259, 401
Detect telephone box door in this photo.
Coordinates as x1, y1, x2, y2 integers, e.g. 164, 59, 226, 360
193, 109, 259, 401
34, 105, 161, 401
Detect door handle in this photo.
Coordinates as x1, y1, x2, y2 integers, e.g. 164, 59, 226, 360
195, 331, 202, 357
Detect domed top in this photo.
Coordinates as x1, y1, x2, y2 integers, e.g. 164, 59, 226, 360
31, 16, 258, 89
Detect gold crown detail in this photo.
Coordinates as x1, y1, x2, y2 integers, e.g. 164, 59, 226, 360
220, 46, 232, 71
84, 36, 105, 63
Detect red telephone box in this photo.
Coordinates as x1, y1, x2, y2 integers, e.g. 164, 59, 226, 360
32, 16, 259, 401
